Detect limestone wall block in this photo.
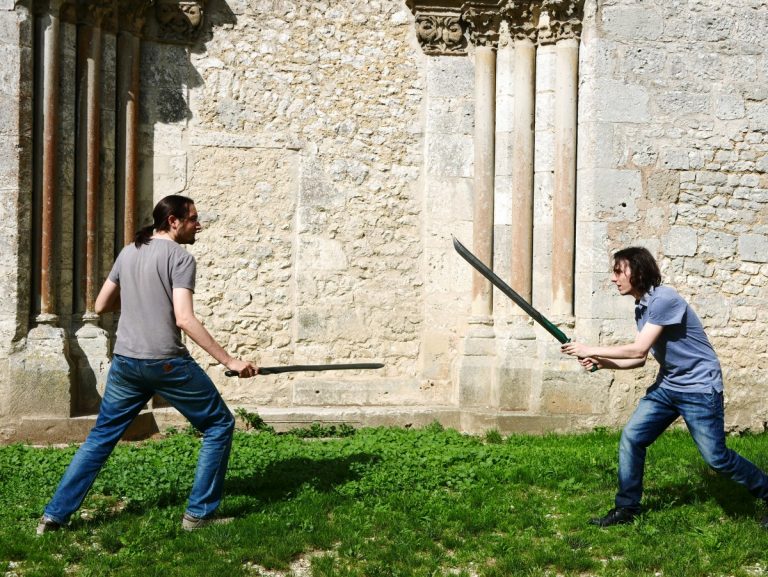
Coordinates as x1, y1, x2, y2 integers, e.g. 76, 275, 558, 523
425, 134, 473, 178
740, 234, 768, 263
665, 226, 698, 257
592, 79, 650, 123
600, 5, 664, 41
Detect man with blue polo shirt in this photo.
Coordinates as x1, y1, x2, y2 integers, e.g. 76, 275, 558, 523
562, 246, 768, 528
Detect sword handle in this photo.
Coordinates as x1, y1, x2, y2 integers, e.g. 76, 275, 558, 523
563, 338, 599, 373
225, 369, 269, 376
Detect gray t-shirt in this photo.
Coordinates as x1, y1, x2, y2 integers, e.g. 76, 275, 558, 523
108, 238, 196, 359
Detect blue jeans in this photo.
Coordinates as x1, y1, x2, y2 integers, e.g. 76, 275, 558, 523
44, 354, 235, 524
616, 386, 768, 511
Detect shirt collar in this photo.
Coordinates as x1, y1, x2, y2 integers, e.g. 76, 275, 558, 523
635, 286, 655, 309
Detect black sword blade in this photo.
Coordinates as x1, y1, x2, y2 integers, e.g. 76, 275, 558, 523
225, 363, 384, 377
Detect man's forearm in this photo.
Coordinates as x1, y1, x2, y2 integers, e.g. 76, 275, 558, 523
584, 343, 649, 360
178, 316, 234, 367
593, 356, 647, 370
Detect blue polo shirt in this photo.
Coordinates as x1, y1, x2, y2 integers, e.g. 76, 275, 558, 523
635, 285, 723, 393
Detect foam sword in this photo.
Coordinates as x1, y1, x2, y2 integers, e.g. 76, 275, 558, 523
452, 236, 597, 371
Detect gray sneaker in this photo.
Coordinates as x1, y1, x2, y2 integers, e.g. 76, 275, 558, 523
181, 512, 234, 531
36, 516, 62, 535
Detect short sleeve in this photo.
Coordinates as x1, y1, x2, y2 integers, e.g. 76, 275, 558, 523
171, 250, 196, 292
108, 248, 124, 285
647, 289, 686, 326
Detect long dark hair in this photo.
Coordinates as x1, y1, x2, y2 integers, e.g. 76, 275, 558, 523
134, 195, 195, 248
612, 246, 662, 296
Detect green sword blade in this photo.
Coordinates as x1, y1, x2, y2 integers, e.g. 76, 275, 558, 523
453, 236, 570, 343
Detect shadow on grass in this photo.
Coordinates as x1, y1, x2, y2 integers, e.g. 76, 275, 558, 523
643, 462, 759, 519
223, 453, 380, 514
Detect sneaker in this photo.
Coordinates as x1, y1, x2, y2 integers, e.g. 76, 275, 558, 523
36, 515, 62, 535
181, 512, 234, 531
589, 507, 638, 527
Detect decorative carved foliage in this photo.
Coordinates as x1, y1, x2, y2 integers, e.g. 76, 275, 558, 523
406, 0, 584, 54
541, 0, 584, 42
118, 0, 152, 36
503, 0, 540, 42
152, 0, 206, 45
462, 6, 502, 48
415, 12, 468, 55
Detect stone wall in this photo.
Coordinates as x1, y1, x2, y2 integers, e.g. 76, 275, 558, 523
0, 0, 767, 441
577, 0, 768, 432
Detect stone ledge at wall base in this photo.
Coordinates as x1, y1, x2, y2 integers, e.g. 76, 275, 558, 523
152, 406, 602, 436
0, 411, 158, 445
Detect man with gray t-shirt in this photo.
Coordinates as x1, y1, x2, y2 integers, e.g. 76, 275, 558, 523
38, 195, 257, 534
562, 246, 768, 528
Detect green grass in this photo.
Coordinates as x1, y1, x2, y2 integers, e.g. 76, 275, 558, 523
2, 424, 768, 576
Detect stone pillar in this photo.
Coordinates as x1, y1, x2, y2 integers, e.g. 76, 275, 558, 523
82, 10, 103, 321
458, 6, 501, 409
546, 0, 583, 316
551, 38, 578, 315
117, 2, 147, 248
506, 2, 538, 305
493, 2, 540, 412
38, 0, 62, 324
8, 0, 74, 420
73, 2, 114, 415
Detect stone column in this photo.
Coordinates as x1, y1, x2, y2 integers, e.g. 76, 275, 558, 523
493, 2, 540, 414
82, 8, 103, 322
467, 12, 498, 319
9, 0, 74, 421
546, 0, 583, 316
458, 6, 501, 410
117, 2, 147, 248
73, 2, 113, 415
506, 2, 538, 305
38, 0, 62, 325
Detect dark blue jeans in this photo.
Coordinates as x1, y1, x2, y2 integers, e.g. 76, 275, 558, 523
616, 386, 768, 511
44, 354, 235, 524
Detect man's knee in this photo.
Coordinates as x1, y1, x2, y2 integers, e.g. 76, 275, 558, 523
703, 449, 736, 474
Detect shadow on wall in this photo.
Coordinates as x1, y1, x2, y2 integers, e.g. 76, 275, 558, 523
77, 0, 238, 415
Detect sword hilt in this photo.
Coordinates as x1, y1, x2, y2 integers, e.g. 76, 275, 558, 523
563, 338, 599, 373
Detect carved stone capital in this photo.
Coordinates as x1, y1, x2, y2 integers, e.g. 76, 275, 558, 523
540, 0, 584, 43
76, 0, 115, 29
415, 10, 467, 55
405, 0, 583, 54
150, 0, 206, 45
502, 0, 540, 42
118, 0, 152, 36
462, 3, 503, 49
406, 1, 468, 56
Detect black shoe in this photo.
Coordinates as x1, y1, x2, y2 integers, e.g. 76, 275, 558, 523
589, 507, 638, 527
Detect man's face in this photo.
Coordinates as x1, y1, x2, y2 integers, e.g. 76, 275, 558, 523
174, 204, 202, 245
611, 259, 634, 296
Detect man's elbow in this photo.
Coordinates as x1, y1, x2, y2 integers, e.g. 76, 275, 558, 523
175, 315, 196, 333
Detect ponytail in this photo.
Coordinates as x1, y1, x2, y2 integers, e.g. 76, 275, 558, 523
134, 224, 155, 248
132, 195, 195, 249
